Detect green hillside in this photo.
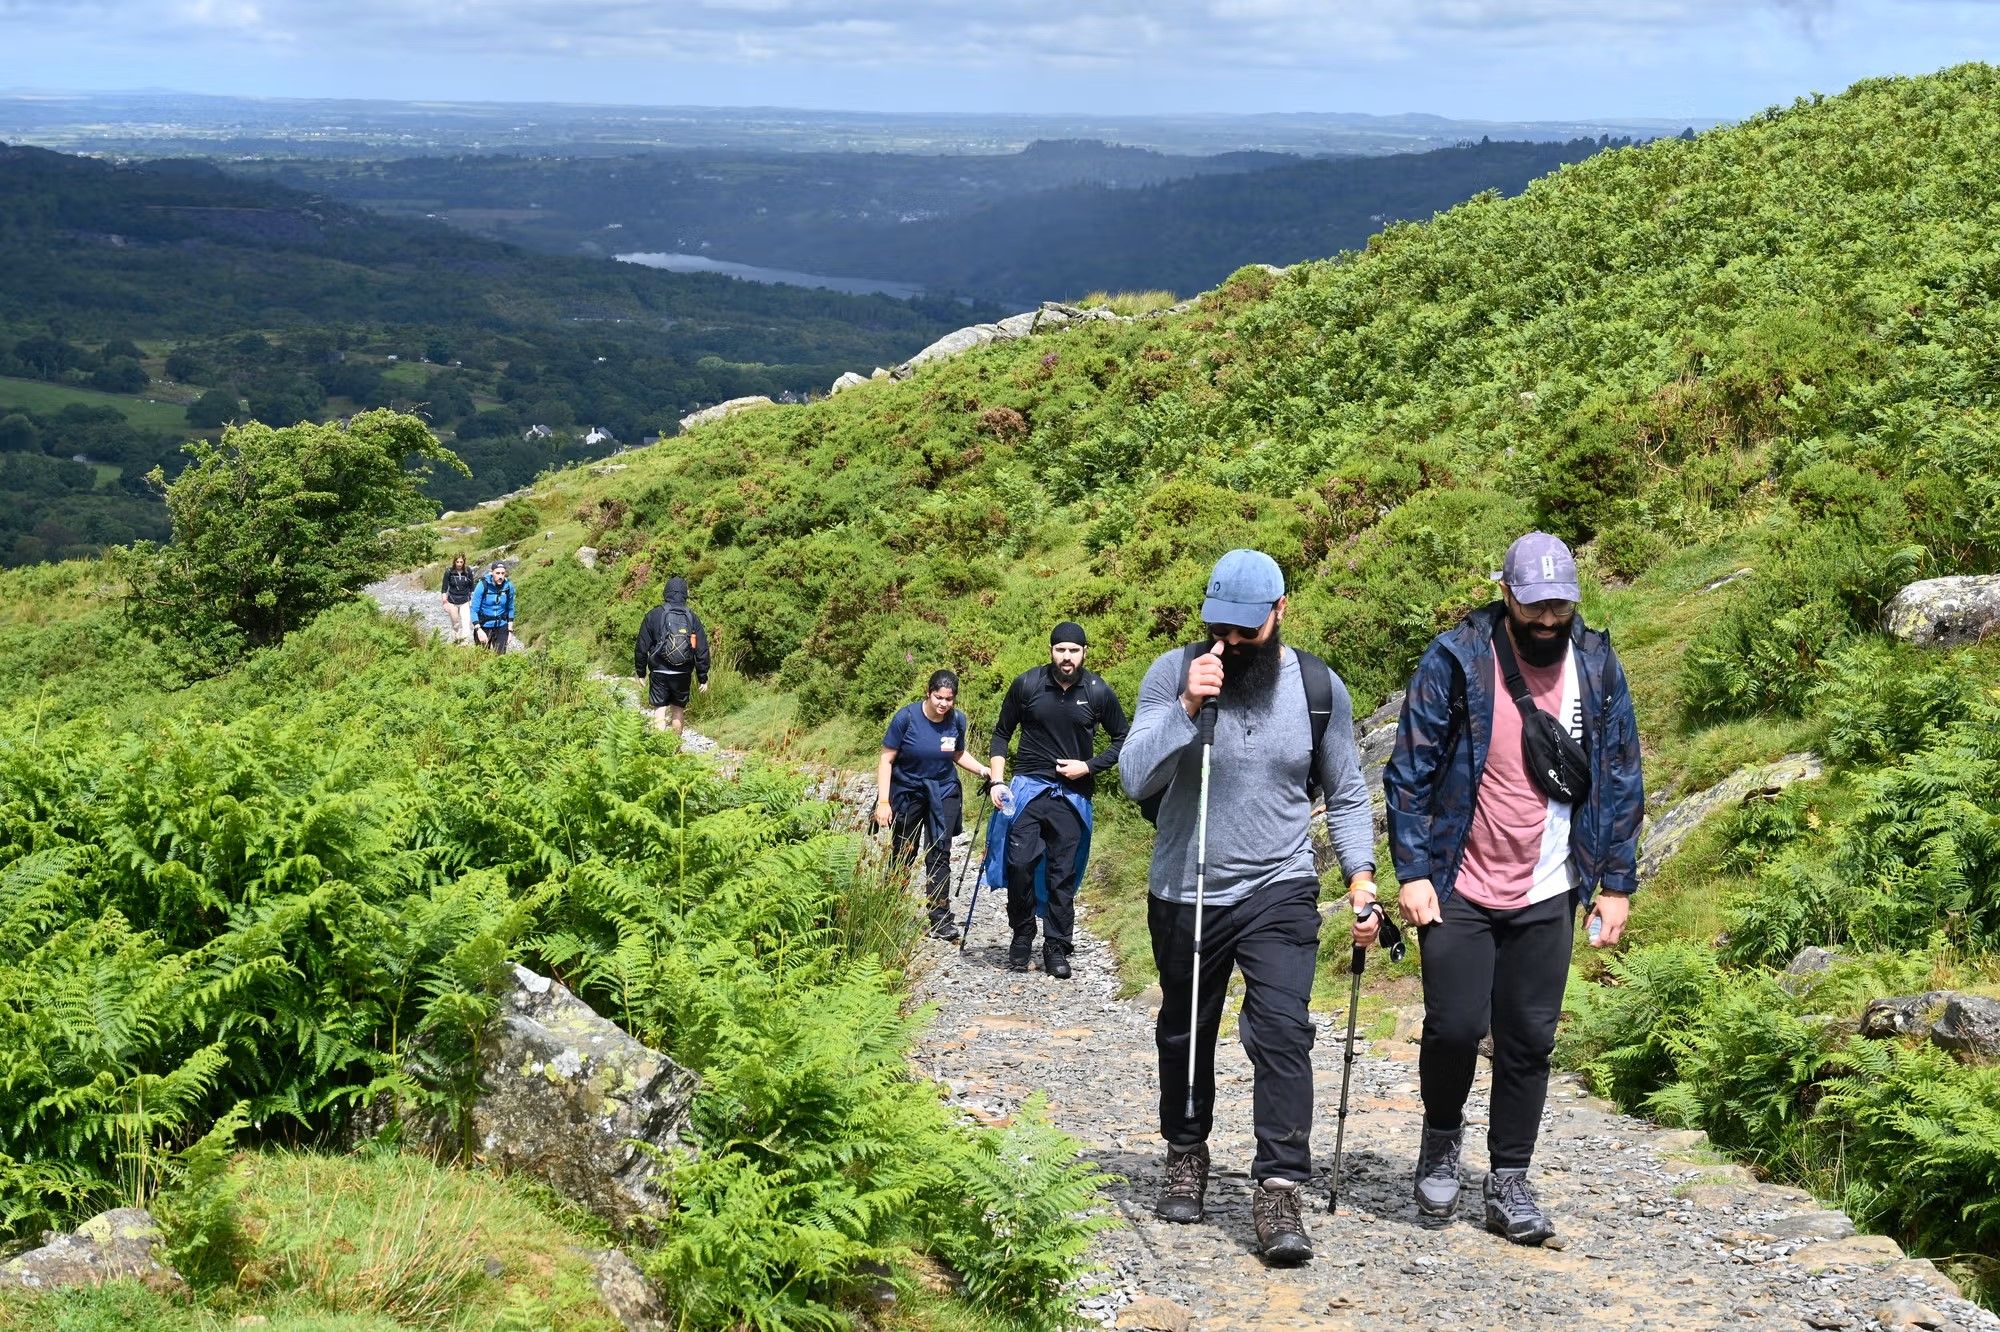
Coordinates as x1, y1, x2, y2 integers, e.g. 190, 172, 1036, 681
462, 64, 2000, 1296
6, 63, 2000, 1320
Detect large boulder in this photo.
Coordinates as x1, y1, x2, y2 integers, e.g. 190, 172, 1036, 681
1930, 995, 2000, 1062
454, 966, 699, 1228
1354, 690, 1404, 839
1882, 574, 2000, 648
678, 396, 774, 433
892, 324, 1004, 378
828, 370, 869, 395
1637, 754, 1824, 882
0, 1208, 184, 1294
1860, 991, 1952, 1039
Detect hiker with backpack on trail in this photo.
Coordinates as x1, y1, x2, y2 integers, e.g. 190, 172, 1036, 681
1384, 532, 1643, 1246
470, 560, 515, 653
875, 669, 993, 942
440, 553, 476, 644
987, 621, 1129, 979
1120, 549, 1378, 1267
634, 575, 711, 735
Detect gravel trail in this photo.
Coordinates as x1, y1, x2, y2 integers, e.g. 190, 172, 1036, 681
910, 872, 1994, 1332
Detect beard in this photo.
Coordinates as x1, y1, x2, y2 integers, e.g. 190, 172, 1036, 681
1053, 659, 1080, 683
1221, 626, 1284, 706
1509, 616, 1571, 668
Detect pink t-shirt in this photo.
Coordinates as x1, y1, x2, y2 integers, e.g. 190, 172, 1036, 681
1456, 645, 1574, 910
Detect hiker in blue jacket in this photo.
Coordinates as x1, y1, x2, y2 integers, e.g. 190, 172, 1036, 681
470, 561, 515, 653
875, 669, 992, 942
1383, 531, 1644, 1245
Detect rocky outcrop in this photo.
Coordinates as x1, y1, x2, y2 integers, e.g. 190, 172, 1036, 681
888, 298, 1199, 380
828, 370, 869, 395
446, 966, 699, 1228
678, 396, 774, 433
1931, 995, 2000, 1062
0, 1208, 184, 1294
1354, 690, 1404, 839
1860, 991, 2000, 1062
1882, 574, 2000, 648
575, 546, 599, 570
583, 1248, 670, 1331
1637, 753, 1824, 882
1779, 946, 1844, 993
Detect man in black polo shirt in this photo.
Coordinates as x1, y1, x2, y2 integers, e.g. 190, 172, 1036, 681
988, 621, 1129, 978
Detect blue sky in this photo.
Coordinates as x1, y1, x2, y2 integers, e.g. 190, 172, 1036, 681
3, 0, 1999, 120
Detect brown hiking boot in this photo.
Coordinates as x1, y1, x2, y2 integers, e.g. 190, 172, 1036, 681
1155, 1144, 1209, 1223
1252, 1179, 1313, 1264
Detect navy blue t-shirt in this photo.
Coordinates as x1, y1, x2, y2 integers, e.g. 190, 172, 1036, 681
884, 702, 969, 799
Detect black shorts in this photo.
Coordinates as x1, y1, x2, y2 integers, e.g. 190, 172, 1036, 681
648, 671, 693, 708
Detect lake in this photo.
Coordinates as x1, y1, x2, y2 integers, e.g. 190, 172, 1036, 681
615, 252, 923, 300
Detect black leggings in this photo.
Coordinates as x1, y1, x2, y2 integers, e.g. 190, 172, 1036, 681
1418, 890, 1574, 1171
890, 786, 960, 923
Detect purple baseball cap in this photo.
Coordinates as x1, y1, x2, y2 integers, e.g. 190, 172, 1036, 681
1202, 549, 1285, 626
1499, 532, 1581, 602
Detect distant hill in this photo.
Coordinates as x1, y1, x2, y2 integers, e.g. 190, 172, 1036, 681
751, 136, 1630, 306
0, 143, 987, 564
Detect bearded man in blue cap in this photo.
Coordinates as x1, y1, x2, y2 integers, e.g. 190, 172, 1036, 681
1121, 549, 1378, 1265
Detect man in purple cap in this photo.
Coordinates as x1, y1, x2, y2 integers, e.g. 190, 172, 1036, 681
1382, 531, 1644, 1245
1122, 549, 1378, 1265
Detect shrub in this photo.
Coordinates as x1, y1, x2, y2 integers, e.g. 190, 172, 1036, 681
481, 498, 541, 547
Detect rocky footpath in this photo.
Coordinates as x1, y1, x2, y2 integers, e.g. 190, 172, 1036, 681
909, 888, 1994, 1332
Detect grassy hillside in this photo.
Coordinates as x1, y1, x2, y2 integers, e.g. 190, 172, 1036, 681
411, 65, 2000, 1296
8, 62, 2000, 1317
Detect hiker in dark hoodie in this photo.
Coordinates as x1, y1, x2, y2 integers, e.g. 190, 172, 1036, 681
439, 553, 476, 643
634, 575, 712, 735
1384, 531, 1644, 1246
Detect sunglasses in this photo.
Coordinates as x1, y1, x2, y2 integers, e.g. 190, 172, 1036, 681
1516, 599, 1577, 620
1204, 621, 1265, 643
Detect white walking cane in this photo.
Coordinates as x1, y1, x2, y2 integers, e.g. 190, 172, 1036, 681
1184, 697, 1218, 1121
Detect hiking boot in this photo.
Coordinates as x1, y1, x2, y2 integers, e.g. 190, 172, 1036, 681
1044, 946, 1072, 979
1154, 1144, 1209, 1224
1484, 1168, 1555, 1245
1413, 1124, 1464, 1219
1251, 1179, 1312, 1265
1007, 934, 1033, 972
926, 916, 962, 943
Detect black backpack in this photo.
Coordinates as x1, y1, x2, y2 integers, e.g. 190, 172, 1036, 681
649, 606, 698, 671
1138, 644, 1336, 826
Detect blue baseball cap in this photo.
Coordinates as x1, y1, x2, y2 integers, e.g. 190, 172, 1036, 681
1201, 549, 1285, 627
1499, 532, 1581, 602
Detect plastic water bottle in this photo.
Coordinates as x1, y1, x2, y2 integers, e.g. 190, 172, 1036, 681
1587, 915, 1604, 946
996, 786, 1016, 817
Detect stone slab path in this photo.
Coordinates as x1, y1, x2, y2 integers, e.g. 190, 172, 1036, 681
911, 885, 1996, 1332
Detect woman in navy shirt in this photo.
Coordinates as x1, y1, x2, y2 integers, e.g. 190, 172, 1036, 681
875, 670, 991, 941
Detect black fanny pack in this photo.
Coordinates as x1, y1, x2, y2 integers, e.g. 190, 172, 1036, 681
1491, 626, 1591, 805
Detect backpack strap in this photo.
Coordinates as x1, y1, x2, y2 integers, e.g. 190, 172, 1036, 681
1292, 648, 1335, 790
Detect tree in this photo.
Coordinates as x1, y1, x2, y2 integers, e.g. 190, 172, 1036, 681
120, 410, 467, 676
164, 348, 206, 383
89, 357, 149, 394
187, 389, 240, 429
0, 414, 38, 453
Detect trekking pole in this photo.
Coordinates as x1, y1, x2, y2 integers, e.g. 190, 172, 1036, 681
1184, 698, 1218, 1121
955, 789, 990, 949
1331, 902, 1405, 1215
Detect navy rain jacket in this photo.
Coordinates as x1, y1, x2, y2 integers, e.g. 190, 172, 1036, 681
1383, 603, 1644, 909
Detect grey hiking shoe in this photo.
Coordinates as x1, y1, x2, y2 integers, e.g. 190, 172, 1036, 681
1155, 1144, 1209, 1223
1413, 1125, 1464, 1219
1484, 1168, 1556, 1245
1251, 1179, 1312, 1265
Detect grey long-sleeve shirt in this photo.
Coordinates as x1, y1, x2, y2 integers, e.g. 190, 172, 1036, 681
1120, 646, 1376, 907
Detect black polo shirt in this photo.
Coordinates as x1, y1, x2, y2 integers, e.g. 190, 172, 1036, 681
989, 664, 1129, 799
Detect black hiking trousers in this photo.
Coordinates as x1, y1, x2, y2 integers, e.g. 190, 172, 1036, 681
890, 785, 960, 925
1149, 876, 1321, 1184
1005, 792, 1084, 953
1418, 889, 1574, 1170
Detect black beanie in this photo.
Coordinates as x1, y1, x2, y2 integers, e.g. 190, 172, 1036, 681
1050, 621, 1087, 647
